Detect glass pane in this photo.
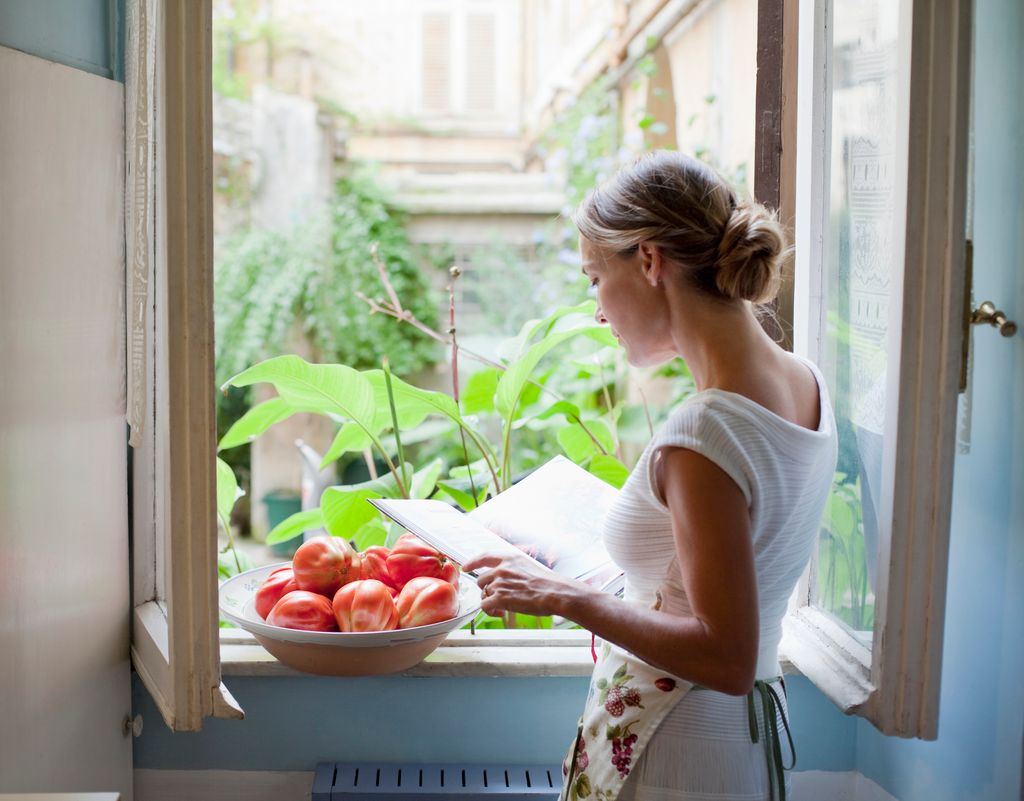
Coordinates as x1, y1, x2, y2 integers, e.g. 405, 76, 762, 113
813, 0, 903, 641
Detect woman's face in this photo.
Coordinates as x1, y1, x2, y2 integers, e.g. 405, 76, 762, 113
579, 237, 676, 367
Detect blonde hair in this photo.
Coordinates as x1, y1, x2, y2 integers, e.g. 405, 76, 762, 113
573, 151, 787, 304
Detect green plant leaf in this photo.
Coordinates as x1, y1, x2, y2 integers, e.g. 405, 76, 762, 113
320, 487, 383, 540
536, 400, 583, 421
225, 355, 376, 428
411, 457, 444, 499
365, 369, 461, 427
215, 457, 241, 533
558, 424, 599, 462
558, 419, 615, 462
589, 454, 630, 488
827, 492, 856, 540
496, 327, 607, 418
461, 367, 501, 415
436, 473, 490, 511
320, 422, 374, 469
219, 396, 293, 450
351, 517, 388, 550
218, 547, 255, 580
266, 508, 325, 545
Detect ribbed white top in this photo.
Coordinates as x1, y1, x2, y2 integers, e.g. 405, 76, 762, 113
603, 356, 838, 679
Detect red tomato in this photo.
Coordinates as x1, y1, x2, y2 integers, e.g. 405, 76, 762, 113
359, 545, 396, 589
292, 535, 361, 597
266, 590, 338, 631
332, 579, 399, 632
395, 576, 459, 628
386, 534, 460, 590
254, 567, 298, 620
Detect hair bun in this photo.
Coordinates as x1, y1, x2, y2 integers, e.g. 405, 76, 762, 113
714, 202, 787, 303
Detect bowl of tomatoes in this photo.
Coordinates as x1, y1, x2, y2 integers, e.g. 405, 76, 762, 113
219, 534, 480, 676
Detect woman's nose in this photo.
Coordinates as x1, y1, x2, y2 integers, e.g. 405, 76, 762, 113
595, 306, 607, 325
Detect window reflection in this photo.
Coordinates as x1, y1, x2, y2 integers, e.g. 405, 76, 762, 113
814, 0, 901, 638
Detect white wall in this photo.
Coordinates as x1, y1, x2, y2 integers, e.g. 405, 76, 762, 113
0, 45, 132, 796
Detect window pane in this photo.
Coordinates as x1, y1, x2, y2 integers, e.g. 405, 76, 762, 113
813, 0, 902, 640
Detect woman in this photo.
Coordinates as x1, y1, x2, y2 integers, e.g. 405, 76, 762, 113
463, 150, 838, 801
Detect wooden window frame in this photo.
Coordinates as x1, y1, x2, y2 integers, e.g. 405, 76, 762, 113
127, 0, 241, 732
770, 0, 972, 738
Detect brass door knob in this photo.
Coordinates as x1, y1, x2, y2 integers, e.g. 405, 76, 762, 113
971, 301, 1017, 337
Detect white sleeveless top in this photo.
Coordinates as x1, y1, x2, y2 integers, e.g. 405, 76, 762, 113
600, 357, 838, 799
603, 355, 838, 681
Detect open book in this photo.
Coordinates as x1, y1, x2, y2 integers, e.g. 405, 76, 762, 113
368, 456, 625, 594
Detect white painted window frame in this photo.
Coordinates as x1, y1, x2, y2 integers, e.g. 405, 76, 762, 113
784, 0, 972, 738
127, 0, 241, 732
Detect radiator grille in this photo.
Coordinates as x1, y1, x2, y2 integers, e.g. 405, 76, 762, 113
312, 762, 562, 800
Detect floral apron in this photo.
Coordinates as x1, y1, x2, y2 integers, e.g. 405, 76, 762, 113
559, 638, 691, 801
560, 638, 796, 801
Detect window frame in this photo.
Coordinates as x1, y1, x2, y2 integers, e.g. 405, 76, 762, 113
128, 0, 241, 732
130, 0, 970, 737
780, 0, 973, 738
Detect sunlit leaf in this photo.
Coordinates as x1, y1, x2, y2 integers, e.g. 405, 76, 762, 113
589, 454, 629, 488
224, 355, 376, 429
219, 396, 293, 450
266, 508, 325, 545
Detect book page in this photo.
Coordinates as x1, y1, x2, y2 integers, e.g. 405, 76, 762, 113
368, 498, 523, 567
467, 455, 619, 581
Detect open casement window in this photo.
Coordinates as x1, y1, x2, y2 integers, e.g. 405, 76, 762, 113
778, 0, 972, 737
127, 0, 242, 731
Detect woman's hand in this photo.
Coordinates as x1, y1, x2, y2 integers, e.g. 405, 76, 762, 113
462, 551, 591, 618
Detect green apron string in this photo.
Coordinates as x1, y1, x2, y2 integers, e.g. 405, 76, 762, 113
745, 678, 796, 801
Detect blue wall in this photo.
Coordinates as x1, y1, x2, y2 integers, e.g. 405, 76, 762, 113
0, 0, 123, 81
853, 0, 1024, 798
132, 673, 855, 773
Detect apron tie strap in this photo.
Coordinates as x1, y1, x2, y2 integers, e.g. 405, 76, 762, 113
746, 678, 796, 801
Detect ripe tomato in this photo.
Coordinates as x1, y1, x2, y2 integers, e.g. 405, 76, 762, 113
359, 545, 396, 589
395, 576, 459, 628
386, 534, 460, 590
266, 590, 338, 632
254, 567, 298, 620
292, 535, 360, 597
332, 579, 399, 632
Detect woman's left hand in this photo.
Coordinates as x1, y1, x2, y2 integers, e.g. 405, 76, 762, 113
462, 551, 587, 618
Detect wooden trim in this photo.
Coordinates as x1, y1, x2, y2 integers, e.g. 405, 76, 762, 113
866, 0, 971, 738
161, 0, 232, 731
129, 0, 240, 732
754, 0, 784, 210
753, 0, 799, 348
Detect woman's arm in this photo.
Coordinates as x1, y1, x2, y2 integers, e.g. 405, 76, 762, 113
463, 447, 759, 695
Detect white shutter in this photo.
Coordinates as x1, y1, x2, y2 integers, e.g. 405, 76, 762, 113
421, 12, 452, 114
465, 12, 497, 113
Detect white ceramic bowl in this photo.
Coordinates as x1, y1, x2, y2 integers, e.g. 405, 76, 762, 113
219, 562, 480, 675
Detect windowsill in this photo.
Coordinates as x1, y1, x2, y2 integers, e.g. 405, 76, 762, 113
220, 629, 799, 679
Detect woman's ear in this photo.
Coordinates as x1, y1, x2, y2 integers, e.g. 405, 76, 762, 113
638, 242, 663, 287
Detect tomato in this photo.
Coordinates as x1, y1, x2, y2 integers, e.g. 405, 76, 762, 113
359, 545, 396, 589
332, 579, 399, 632
292, 535, 361, 597
266, 590, 338, 631
395, 576, 460, 628
386, 534, 460, 590
254, 567, 298, 620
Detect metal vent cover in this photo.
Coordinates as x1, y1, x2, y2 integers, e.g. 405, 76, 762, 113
312, 762, 562, 800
